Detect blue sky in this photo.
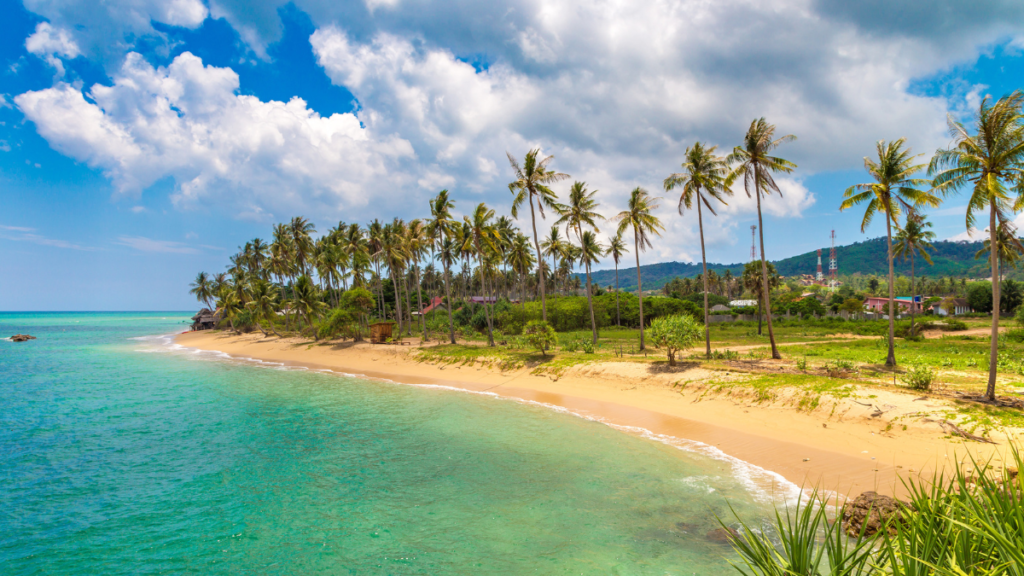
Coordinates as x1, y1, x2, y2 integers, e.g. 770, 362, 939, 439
2, 0, 1023, 310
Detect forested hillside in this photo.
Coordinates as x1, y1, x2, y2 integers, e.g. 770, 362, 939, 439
586, 237, 1004, 291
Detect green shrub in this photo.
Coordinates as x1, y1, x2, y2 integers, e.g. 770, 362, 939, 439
648, 314, 702, 366
522, 320, 557, 356
900, 365, 935, 391
317, 308, 361, 341
940, 319, 968, 331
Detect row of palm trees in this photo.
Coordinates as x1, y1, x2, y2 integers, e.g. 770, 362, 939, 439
190, 92, 1024, 402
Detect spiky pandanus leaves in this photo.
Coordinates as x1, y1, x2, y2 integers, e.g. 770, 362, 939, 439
665, 141, 732, 358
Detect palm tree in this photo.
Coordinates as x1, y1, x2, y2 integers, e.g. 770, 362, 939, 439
189, 271, 214, 310
974, 222, 1024, 281
508, 149, 569, 322
216, 289, 243, 333
607, 232, 628, 327
556, 181, 605, 343
727, 118, 797, 360
289, 217, 316, 277
429, 190, 458, 344
665, 142, 732, 358
742, 260, 779, 333
541, 225, 566, 295
465, 203, 498, 346
247, 279, 282, 337
615, 187, 664, 350
508, 233, 536, 308
841, 138, 938, 367
406, 219, 429, 337
930, 91, 1024, 400
577, 230, 606, 338
292, 275, 326, 339
894, 215, 937, 337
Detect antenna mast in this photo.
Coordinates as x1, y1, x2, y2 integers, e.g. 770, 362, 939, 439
816, 249, 823, 283
829, 230, 838, 292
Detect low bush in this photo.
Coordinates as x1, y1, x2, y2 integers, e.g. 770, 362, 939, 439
522, 320, 557, 356
900, 365, 935, 391
648, 314, 702, 366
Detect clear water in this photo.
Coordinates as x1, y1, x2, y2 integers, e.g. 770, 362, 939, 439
0, 312, 790, 574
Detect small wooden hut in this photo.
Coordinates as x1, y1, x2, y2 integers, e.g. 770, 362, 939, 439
190, 308, 222, 331
368, 321, 395, 344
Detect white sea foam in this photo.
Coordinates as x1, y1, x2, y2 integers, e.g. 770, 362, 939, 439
148, 334, 804, 505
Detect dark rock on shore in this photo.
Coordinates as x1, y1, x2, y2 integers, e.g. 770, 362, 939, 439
841, 491, 910, 537
11, 334, 37, 342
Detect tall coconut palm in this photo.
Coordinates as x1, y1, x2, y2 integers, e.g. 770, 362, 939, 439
894, 215, 937, 337
247, 279, 282, 337
665, 142, 733, 358
726, 118, 797, 360
974, 221, 1024, 281
508, 233, 536, 308
556, 181, 604, 343
614, 187, 664, 350
189, 271, 214, 310
930, 91, 1024, 400
406, 219, 429, 337
508, 149, 569, 322
607, 232, 628, 326
465, 203, 498, 346
380, 221, 410, 335
840, 138, 937, 367
541, 225, 566, 295
292, 275, 326, 339
577, 230, 606, 336
429, 190, 458, 344
216, 289, 242, 333
289, 217, 316, 277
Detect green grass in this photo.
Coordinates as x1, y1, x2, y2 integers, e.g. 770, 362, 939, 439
684, 372, 860, 411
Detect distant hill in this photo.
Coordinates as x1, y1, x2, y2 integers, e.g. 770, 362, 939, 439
584, 237, 993, 291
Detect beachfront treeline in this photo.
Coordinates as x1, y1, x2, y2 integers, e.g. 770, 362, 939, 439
191, 92, 1024, 402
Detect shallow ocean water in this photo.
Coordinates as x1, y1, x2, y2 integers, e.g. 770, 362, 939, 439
1, 312, 793, 574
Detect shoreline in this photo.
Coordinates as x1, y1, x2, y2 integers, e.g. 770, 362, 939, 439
174, 331, 1016, 499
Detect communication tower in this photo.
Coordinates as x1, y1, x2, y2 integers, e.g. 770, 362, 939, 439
829, 230, 838, 291
750, 225, 757, 261
816, 249, 824, 282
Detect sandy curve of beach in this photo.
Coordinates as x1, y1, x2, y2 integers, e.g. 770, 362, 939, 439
175, 330, 1020, 499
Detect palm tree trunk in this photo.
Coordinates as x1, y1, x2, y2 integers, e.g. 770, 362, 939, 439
885, 215, 897, 367
415, 264, 425, 338
634, 231, 645, 350
987, 203, 1000, 401
910, 251, 916, 337
614, 262, 620, 327
528, 195, 547, 322
476, 246, 495, 347
755, 185, 780, 359
403, 268, 414, 336
697, 198, 711, 358
442, 260, 456, 344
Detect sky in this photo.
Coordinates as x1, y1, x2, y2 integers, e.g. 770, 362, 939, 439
2, 0, 1024, 311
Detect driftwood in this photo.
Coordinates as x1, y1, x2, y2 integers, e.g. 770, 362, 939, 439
953, 391, 1024, 410
924, 418, 997, 444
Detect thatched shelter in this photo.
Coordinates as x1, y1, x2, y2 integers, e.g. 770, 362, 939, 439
190, 308, 221, 331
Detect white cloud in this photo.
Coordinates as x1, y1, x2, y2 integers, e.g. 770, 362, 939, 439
0, 140, 10, 152
15, 52, 416, 216
23, 0, 207, 63
115, 236, 203, 254
130, 206, 146, 213
947, 212, 1024, 241
0, 225, 93, 250
25, 22, 81, 58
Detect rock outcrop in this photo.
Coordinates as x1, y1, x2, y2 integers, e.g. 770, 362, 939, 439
10, 334, 37, 342
841, 491, 910, 537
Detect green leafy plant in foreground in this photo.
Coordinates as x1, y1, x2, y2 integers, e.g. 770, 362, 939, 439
724, 449, 1024, 575
900, 365, 936, 391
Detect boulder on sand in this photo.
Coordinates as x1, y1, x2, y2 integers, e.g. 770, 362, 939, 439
10, 334, 37, 342
841, 491, 911, 537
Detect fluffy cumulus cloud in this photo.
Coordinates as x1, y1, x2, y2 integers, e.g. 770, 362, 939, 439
23, 0, 207, 63
15, 52, 415, 218
15, 0, 1024, 263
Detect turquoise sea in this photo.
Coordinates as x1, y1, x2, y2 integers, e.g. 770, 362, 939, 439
1, 312, 793, 574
